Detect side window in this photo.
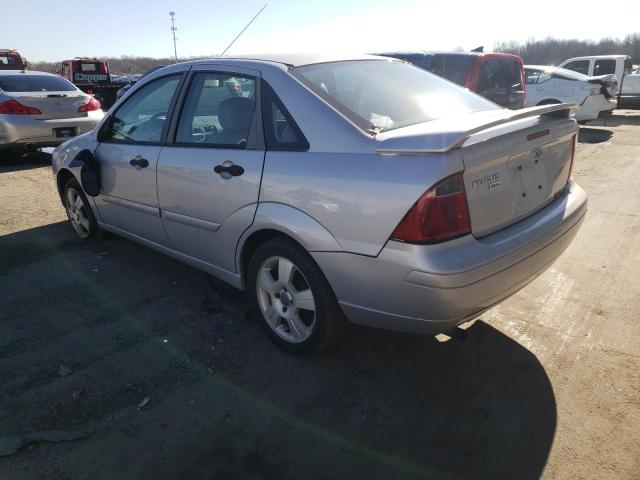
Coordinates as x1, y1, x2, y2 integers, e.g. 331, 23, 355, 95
537, 71, 552, 83
594, 59, 616, 76
176, 72, 256, 147
563, 60, 590, 75
62, 64, 69, 76
525, 69, 539, 84
107, 74, 181, 143
261, 81, 309, 151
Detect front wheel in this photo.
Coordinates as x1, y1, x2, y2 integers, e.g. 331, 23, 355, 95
247, 238, 348, 354
63, 177, 101, 239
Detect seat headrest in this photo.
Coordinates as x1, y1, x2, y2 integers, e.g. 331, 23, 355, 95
218, 97, 255, 132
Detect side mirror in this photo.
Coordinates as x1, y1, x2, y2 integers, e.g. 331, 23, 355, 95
76, 150, 101, 196
22, 58, 28, 69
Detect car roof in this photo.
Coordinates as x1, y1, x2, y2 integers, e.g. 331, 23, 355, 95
379, 50, 520, 59
0, 70, 57, 76
197, 53, 384, 67
563, 55, 631, 61
525, 65, 588, 79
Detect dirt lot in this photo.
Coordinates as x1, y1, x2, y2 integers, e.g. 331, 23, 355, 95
1, 113, 639, 480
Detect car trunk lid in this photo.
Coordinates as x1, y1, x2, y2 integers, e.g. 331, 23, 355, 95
6, 91, 88, 119
461, 116, 576, 237
375, 103, 577, 238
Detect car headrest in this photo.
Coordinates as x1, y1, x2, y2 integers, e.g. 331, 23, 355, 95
218, 97, 255, 132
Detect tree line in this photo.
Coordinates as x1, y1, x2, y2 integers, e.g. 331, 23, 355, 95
29, 34, 640, 75
495, 34, 640, 65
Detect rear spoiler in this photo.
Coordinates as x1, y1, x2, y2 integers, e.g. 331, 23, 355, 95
375, 103, 578, 154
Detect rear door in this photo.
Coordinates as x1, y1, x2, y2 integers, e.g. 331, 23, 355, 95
94, 72, 185, 245
157, 65, 265, 272
475, 57, 525, 109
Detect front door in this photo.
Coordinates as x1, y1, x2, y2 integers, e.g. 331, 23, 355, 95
157, 67, 264, 273
94, 73, 183, 245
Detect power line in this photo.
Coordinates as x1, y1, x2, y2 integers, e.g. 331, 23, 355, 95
169, 11, 178, 62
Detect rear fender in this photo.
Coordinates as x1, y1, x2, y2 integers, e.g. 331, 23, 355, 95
235, 202, 342, 273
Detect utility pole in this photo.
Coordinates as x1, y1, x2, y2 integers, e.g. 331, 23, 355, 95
169, 11, 178, 62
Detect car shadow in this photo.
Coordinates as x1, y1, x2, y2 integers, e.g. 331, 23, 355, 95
0, 150, 52, 173
578, 127, 613, 144
1, 222, 557, 480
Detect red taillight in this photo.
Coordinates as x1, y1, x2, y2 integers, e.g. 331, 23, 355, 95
0, 98, 41, 115
391, 172, 472, 243
78, 97, 101, 112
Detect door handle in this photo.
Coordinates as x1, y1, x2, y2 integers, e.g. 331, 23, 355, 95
214, 160, 244, 178
129, 155, 149, 168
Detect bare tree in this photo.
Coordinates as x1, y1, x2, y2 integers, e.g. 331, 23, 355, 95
495, 34, 640, 65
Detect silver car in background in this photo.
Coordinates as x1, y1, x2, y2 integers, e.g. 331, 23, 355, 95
0, 71, 103, 154
51, 54, 587, 354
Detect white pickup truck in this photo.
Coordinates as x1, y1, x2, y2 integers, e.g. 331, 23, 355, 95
559, 55, 640, 108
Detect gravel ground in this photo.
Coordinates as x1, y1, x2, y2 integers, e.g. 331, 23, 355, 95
1, 113, 639, 479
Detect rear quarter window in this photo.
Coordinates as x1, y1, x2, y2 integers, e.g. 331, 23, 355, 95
0, 75, 77, 92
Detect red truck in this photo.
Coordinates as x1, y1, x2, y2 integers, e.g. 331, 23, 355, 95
0, 49, 27, 70
56, 58, 121, 110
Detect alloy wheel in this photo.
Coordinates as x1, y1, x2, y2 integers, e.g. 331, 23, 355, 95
65, 187, 91, 239
255, 256, 316, 343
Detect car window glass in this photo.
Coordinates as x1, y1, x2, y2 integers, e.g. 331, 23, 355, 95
594, 59, 616, 76
294, 60, 496, 133
0, 75, 77, 92
429, 54, 475, 86
109, 74, 180, 144
176, 72, 256, 147
476, 58, 523, 95
262, 81, 308, 151
563, 60, 590, 75
525, 69, 539, 84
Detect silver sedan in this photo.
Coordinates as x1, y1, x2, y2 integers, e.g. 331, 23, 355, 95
0, 71, 103, 153
52, 54, 587, 353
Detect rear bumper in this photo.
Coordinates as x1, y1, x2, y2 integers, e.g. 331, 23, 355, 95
576, 95, 617, 121
0, 112, 103, 148
312, 182, 587, 334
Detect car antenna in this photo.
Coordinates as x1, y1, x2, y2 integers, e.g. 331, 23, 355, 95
219, 4, 268, 56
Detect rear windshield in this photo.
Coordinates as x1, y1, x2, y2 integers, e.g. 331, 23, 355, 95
293, 60, 497, 133
0, 75, 77, 92
80, 63, 99, 72
476, 58, 523, 94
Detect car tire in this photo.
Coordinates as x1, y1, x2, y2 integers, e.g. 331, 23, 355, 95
247, 238, 348, 354
62, 177, 102, 240
537, 99, 561, 105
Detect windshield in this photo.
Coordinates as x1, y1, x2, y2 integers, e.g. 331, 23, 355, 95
293, 60, 498, 133
0, 74, 77, 92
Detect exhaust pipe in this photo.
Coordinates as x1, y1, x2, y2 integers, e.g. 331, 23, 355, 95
23, 143, 38, 153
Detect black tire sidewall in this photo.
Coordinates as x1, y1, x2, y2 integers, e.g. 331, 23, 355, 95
247, 239, 336, 354
63, 177, 99, 240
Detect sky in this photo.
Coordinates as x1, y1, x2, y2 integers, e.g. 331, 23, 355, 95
3, 0, 640, 62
